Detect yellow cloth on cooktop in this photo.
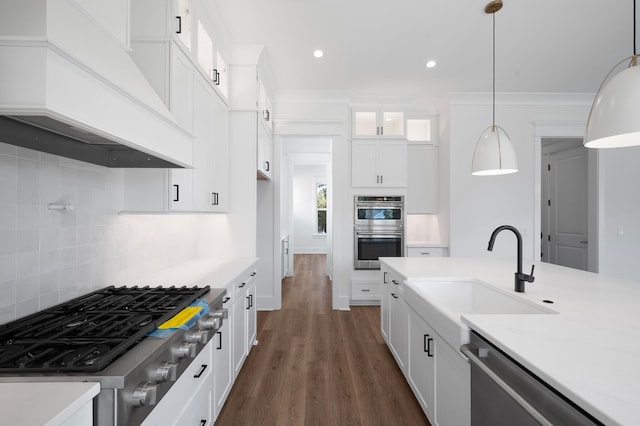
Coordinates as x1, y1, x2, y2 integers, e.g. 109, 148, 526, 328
158, 306, 203, 329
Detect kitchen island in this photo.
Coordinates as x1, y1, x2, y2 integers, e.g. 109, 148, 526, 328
381, 256, 640, 426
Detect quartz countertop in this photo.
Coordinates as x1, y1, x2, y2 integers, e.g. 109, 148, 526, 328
0, 382, 99, 425
380, 256, 640, 426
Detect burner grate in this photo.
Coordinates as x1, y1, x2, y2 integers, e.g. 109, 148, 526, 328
0, 285, 210, 373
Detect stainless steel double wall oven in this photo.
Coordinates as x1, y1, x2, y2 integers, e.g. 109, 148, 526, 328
354, 195, 405, 269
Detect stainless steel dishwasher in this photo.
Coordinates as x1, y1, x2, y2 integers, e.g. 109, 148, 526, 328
461, 331, 604, 426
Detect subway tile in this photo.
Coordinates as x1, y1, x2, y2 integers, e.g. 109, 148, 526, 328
16, 297, 39, 318
77, 226, 92, 245
16, 230, 39, 253
60, 210, 77, 228
39, 204, 60, 228
39, 162, 61, 204
39, 227, 59, 250
40, 249, 60, 274
0, 154, 17, 181
16, 251, 39, 278
0, 279, 15, 307
16, 147, 39, 161
0, 181, 17, 207
60, 226, 77, 248
16, 275, 39, 303
39, 292, 60, 310
39, 269, 60, 295
0, 305, 15, 324
17, 159, 39, 205
0, 231, 16, 255
0, 142, 17, 157
77, 244, 92, 265
16, 205, 39, 230
0, 255, 15, 283
39, 152, 60, 166
0, 206, 16, 231
60, 246, 77, 269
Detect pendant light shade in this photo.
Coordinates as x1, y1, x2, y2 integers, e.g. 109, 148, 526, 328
471, 0, 518, 176
472, 125, 518, 175
585, 0, 640, 149
584, 58, 640, 148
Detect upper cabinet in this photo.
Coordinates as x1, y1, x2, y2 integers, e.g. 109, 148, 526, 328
352, 108, 405, 138
130, 0, 193, 51
258, 78, 273, 133
406, 114, 438, 145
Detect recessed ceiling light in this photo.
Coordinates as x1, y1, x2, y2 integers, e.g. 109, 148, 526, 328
426, 60, 437, 68
313, 49, 324, 58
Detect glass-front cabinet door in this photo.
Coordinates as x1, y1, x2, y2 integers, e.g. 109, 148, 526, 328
175, 0, 192, 51
352, 108, 405, 138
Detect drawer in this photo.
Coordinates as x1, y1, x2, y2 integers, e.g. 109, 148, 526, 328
351, 281, 381, 300
234, 270, 257, 297
407, 247, 447, 257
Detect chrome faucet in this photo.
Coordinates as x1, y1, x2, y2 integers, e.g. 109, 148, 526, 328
487, 225, 535, 292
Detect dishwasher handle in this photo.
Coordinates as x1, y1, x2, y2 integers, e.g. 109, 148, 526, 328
461, 343, 554, 426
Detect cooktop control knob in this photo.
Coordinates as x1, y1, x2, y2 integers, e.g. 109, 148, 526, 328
185, 330, 209, 344
154, 361, 178, 382
174, 341, 197, 359
198, 310, 226, 330
132, 382, 159, 407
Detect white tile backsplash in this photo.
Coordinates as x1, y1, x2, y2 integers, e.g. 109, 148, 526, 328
0, 141, 212, 322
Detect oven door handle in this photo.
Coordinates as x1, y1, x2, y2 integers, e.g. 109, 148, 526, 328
460, 344, 554, 426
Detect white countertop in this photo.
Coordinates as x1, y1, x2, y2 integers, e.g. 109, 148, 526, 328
0, 382, 99, 425
130, 257, 259, 288
381, 256, 640, 426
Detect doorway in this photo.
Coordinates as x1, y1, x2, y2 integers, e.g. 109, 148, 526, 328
540, 138, 597, 271
282, 137, 333, 281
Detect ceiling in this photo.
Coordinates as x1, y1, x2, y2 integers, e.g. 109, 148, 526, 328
212, 0, 634, 101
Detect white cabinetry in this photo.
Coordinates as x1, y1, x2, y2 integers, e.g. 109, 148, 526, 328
407, 145, 437, 213
213, 291, 233, 418
257, 117, 274, 180
232, 269, 258, 378
350, 280, 381, 301
406, 246, 447, 257
352, 108, 405, 138
380, 262, 470, 426
352, 140, 406, 187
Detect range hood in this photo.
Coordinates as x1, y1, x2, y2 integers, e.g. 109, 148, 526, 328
0, 1, 193, 168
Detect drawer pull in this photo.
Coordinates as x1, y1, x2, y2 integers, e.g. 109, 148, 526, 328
193, 364, 208, 378
361, 289, 371, 292
223, 296, 231, 304
391, 293, 398, 299
421, 252, 431, 255
392, 279, 399, 285
200, 420, 207, 426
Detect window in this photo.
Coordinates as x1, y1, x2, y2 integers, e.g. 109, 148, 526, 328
316, 183, 327, 234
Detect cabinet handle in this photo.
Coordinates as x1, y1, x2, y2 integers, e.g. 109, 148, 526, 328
421, 252, 431, 256
200, 421, 207, 426
376, 175, 379, 184
426, 337, 434, 357
216, 331, 222, 350
380, 126, 384, 136
173, 184, 179, 202
211, 68, 220, 85
222, 296, 230, 304
383, 271, 388, 283
263, 109, 270, 121
391, 293, 398, 299
193, 364, 208, 378
392, 279, 399, 286
361, 289, 370, 292
380, 175, 383, 184
250, 272, 256, 277
211, 192, 219, 206
265, 160, 270, 171
250, 294, 254, 308
176, 16, 182, 34
246, 296, 251, 309
423, 334, 429, 352
239, 282, 246, 288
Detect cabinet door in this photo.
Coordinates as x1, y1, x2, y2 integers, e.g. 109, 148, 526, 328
191, 76, 215, 212
232, 293, 246, 378
351, 140, 379, 187
213, 321, 232, 419
246, 277, 257, 350
353, 110, 379, 137
174, 0, 192, 52
210, 92, 230, 212
407, 145, 437, 213
388, 290, 408, 373
170, 43, 194, 133
434, 335, 470, 426
169, 169, 193, 211
380, 273, 390, 342
175, 373, 213, 426
257, 120, 273, 180
380, 111, 405, 137
378, 140, 407, 187
408, 308, 436, 421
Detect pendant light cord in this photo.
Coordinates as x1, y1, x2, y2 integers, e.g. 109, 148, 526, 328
492, 11, 496, 127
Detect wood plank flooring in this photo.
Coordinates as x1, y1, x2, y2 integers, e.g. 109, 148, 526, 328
216, 254, 430, 425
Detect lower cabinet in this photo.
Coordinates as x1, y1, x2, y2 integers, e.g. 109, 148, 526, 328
380, 265, 470, 426
213, 307, 232, 419
232, 269, 258, 379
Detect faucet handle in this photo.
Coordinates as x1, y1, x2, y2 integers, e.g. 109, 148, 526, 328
526, 264, 535, 282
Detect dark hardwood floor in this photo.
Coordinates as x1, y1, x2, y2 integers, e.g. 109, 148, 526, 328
216, 254, 430, 425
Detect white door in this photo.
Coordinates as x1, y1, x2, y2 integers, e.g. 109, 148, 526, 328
543, 144, 588, 270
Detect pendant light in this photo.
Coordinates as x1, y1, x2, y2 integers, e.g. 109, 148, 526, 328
471, 0, 518, 176
584, 0, 640, 148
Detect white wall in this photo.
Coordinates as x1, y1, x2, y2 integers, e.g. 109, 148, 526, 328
447, 93, 594, 260
292, 164, 327, 254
